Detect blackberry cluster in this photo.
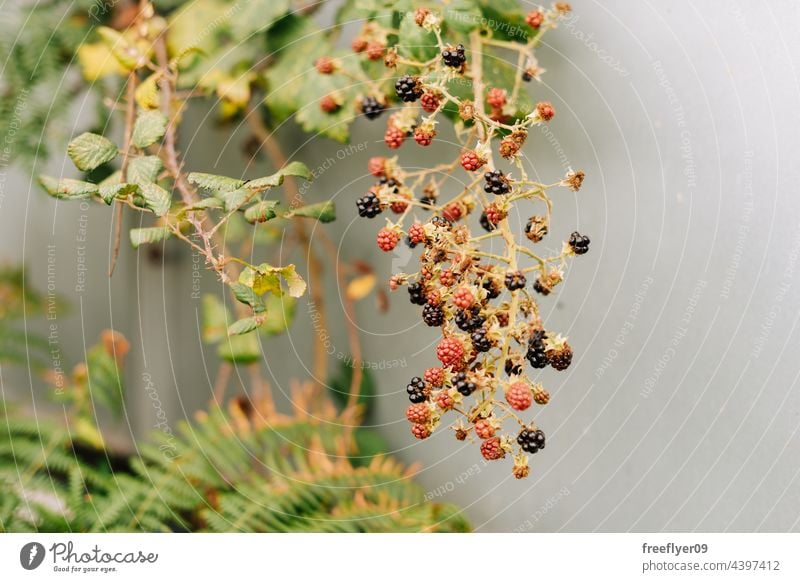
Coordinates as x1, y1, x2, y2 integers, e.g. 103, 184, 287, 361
471, 328, 492, 352
361, 96, 385, 119
517, 428, 546, 454
407, 377, 427, 403
484, 170, 511, 195
441, 44, 466, 68
526, 330, 548, 369
395, 75, 423, 102
504, 270, 526, 291
479, 210, 496, 232
568, 231, 590, 255
482, 277, 502, 299
356, 192, 381, 218
408, 282, 427, 305
533, 278, 551, 295
453, 372, 477, 396
422, 303, 445, 326
455, 307, 484, 332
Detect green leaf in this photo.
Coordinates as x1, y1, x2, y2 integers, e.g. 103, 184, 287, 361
132, 110, 168, 148
230, 282, 266, 313
38, 175, 98, 199
351, 429, 389, 466
260, 293, 296, 335
129, 226, 172, 248
67, 132, 118, 171
217, 187, 252, 212
397, 11, 437, 62
217, 333, 260, 364
230, 0, 290, 39
227, 316, 261, 336
181, 197, 224, 213
187, 172, 245, 193
99, 182, 138, 205
286, 200, 336, 223
138, 182, 171, 216
128, 155, 163, 185
245, 161, 313, 193
244, 200, 279, 224
202, 294, 230, 344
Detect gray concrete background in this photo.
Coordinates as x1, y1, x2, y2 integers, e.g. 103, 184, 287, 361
2, 0, 799, 531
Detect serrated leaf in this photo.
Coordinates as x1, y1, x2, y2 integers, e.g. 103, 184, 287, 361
39, 176, 99, 199
135, 72, 162, 109
96, 26, 139, 70
99, 182, 138, 205
187, 172, 245, 193
138, 182, 171, 216
230, 282, 266, 313
227, 316, 262, 336
129, 226, 172, 248
128, 155, 163, 185
217, 188, 253, 212
181, 197, 224, 213
202, 294, 230, 344
67, 132, 118, 172
260, 294, 296, 335
244, 200, 279, 224
132, 111, 168, 148
240, 267, 281, 296
245, 161, 313, 192
287, 200, 336, 223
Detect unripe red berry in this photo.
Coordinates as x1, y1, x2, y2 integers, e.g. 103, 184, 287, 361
366, 41, 385, 60
487, 87, 507, 109
406, 403, 431, 423
439, 270, 456, 287
452, 287, 474, 309
426, 288, 441, 306
436, 337, 465, 368
390, 191, 411, 213
411, 423, 431, 439
480, 437, 505, 460
352, 37, 368, 53
420, 92, 440, 113
442, 202, 463, 222
424, 367, 445, 387
474, 418, 495, 439
315, 56, 335, 74
460, 150, 486, 172
319, 94, 340, 113
436, 390, 455, 410
389, 274, 402, 291
506, 382, 533, 411
484, 203, 506, 225
408, 222, 427, 245
536, 101, 556, 121
384, 124, 406, 149
376, 227, 399, 251
368, 156, 387, 177
526, 10, 544, 29
414, 126, 434, 146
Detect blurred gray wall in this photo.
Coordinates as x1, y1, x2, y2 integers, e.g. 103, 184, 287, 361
2, 0, 800, 531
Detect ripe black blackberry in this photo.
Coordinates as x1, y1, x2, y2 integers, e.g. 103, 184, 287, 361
408, 282, 427, 305
361, 96, 385, 119
505, 359, 522, 376
422, 303, 445, 327
479, 210, 496, 232
441, 44, 466, 68
482, 277, 502, 299
504, 270, 526, 291
522, 70, 533, 82
356, 192, 381, 218
483, 170, 511, 195
453, 371, 477, 396
430, 215, 451, 229
526, 330, 548, 369
471, 328, 492, 352
395, 75, 423, 102
517, 428, 546, 454
533, 278, 551, 295
568, 231, 590, 255
407, 376, 427, 403
455, 307, 484, 332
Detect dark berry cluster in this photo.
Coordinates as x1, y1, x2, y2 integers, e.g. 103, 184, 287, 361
453, 372, 477, 396
568, 231, 590, 255
479, 211, 496, 232
407, 377, 427, 403
356, 191, 381, 218
517, 428, 546, 454
408, 282, 427, 305
361, 96, 385, 119
471, 328, 492, 352
455, 307, 484, 332
395, 75, 423, 102
526, 330, 548, 369
504, 270, 526, 291
422, 303, 445, 326
484, 170, 511, 195
441, 44, 466, 68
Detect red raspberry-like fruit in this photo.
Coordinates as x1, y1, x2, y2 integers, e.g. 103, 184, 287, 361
439, 270, 456, 287
487, 87, 507, 109
408, 222, 427, 245
474, 418, 495, 439
414, 127, 434, 146
315, 56, 335, 74
352, 37, 367, 53
506, 382, 533, 411
406, 403, 431, 424
437, 337, 465, 368
453, 287, 474, 309
442, 202, 463, 222
526, 10, 544, 29
390, 191, 411, 213
426, 288, 441, 306
484, 203, 506, 225
377, 228, 399, 252
385, 124, 406, 149
366, 41, 385, 60
389, 275, 402, 291
460, 150, 486, 172
481, 437, 505, 460
420, 92, 440, 113
424, 367, 445, 387
411, 423, 431, 439
536, 101, 556, 121
320, 94, 340, 113
368, 156, 386, 177
436, 390, 455, 410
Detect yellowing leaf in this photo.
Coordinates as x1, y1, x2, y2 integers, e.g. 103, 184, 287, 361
135, 72, 162, 110
77, 42, 126, 81
347, 274, 376, 301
